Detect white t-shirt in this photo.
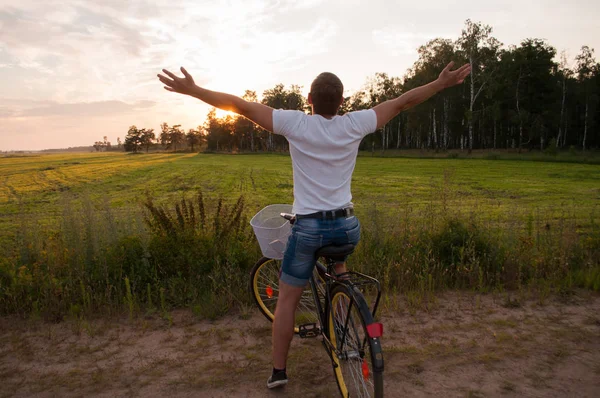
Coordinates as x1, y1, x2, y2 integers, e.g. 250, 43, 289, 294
273, 109, 377, 214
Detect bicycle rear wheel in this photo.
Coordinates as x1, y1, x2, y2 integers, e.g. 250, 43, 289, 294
250, 257, 325, 333
328, 284, 384, 398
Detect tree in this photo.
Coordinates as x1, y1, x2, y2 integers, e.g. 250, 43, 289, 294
457, 19, 501, 152
191, 22, 600, 153
124, 126, 143, 153
204, 108, 220, 151
511, 39, 558, 150
186, 128, 203, 152
158, 122, 184, 151
93, 136, 111, 152
159, 122, 170, 149
169, 125, 185, 152
261, 84, 307, 151
414, 38, 457, 150
557, 51, 573, 148
339, 91, 367, 115
576, 46, 597, 150
365, 72, 402, 152
242, 90, 258, 151
140, 128, 156, 153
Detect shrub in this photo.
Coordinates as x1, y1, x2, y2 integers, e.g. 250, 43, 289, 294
429, 218, 498, 287
141, 192, 258, 307
1, 187, 599, 319
544, 138, 558, 156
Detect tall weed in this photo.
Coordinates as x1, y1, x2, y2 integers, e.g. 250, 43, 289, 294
1, 182, 598, 320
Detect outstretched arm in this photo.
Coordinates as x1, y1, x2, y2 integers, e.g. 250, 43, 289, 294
372, 62, 471, 129
157, 67, 274, 132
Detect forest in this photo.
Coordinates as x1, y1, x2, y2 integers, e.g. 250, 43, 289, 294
117, 20, 599, 154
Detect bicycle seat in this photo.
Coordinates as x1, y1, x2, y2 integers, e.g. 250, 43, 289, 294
316, 244, 355, 261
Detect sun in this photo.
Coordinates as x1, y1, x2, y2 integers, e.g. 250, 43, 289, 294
214, 108, 237, 118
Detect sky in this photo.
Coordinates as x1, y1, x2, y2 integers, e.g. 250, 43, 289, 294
1, 0, 599, 151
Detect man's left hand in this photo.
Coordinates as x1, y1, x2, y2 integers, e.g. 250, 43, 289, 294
438, 62, 472, 88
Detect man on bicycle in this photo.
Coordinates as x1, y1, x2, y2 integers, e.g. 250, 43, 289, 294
158, 62, 471, 389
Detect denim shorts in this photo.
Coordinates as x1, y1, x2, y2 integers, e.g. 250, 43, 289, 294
280, 216, 361, 287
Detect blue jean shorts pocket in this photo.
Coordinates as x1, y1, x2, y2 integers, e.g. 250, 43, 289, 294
345, 222, 361, 245
294, 231, 323, 260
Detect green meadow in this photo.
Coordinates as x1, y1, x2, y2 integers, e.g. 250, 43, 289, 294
2, 152, 598, 227
1, 152, 599, 318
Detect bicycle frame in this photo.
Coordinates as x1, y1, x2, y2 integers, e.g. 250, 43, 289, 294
308, 259, 382, 364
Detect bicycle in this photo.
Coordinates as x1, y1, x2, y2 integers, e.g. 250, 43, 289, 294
250, 212, 384, 398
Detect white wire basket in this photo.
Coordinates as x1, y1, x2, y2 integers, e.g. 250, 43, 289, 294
250, 204, 293, 259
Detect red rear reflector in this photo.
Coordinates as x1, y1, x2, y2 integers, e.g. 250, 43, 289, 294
362, 359, 369, 380
266, 286, 273, 299
367, 323, 383, 338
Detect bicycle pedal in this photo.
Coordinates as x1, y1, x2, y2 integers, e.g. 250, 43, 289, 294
298, 323, 321, 338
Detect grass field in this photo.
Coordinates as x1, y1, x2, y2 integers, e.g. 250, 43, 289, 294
2, 151, 599, 239
1, 151, 599, 317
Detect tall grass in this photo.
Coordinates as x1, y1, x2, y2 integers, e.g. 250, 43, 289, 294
0, 191, 259, 320
1, 180, 599, 320
352, 176, 600, 294
358, 148, 600, 165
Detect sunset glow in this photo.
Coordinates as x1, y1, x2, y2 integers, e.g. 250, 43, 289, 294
214, 109, 237, 119
1, 0, 599, 150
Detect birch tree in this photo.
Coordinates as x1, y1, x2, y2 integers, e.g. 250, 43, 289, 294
576, 46, 596, 151
457, 20, 501, 153
366, 73, 402, 151
557, 52, 573, 148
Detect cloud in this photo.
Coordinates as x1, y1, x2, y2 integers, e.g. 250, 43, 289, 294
0, 100, 155, 118
0, 0, 341, 150
372, 27, 445, 57
0, 98, 56, 109
4, 0, 596, 151
0, 107, 16, 117
0, 0, 334, 104
22, 100, 155, 117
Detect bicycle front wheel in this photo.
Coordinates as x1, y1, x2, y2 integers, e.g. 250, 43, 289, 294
328, 284, 384, 398
249, 257, 324, 333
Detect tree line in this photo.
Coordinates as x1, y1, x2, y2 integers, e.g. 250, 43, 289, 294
114, 20, 599, 154
120, 123, 204, 153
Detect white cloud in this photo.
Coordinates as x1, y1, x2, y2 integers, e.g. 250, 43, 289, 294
15, 100, 155, 118
0, 0, 340, 149
372, 27, 447, 57
1, 0, 599, 150
0, 0, 335, 103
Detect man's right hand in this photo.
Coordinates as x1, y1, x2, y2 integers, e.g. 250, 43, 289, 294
157, 65, 275, 132
157, 67, 197, 96
437, 62, 472, 89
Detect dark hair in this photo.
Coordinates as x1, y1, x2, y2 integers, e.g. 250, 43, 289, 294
310, 72, 343, 116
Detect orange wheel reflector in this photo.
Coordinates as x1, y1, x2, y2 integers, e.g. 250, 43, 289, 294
266, 285, 273, 299
362, 359, 369, 380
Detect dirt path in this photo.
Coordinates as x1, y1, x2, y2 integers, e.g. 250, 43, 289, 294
1, 292, 599, 398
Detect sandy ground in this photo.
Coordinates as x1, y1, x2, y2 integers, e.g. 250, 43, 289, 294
1, 291, 599, 398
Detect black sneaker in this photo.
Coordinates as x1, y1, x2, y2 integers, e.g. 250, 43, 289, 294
267, 371, 288, 389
